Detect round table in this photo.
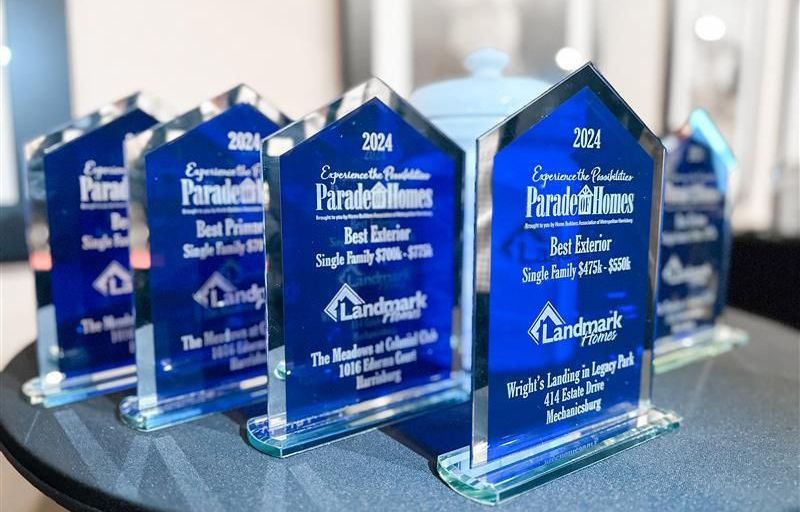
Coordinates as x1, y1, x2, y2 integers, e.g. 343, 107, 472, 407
1, 309, 798, 511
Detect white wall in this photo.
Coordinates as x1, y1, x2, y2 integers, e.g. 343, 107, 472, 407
595, 0, 669, 133
65, 0, 342, 119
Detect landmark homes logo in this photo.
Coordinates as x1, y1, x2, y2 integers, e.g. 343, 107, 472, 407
92, 260, 133, 296
323, 283, 428, 324
193, 271, 265, 310
528, 301, 623, 346
660, 255, 713, 287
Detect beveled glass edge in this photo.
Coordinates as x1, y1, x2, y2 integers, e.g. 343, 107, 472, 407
23, 91, 168, 165
22, 365, 137, 408
653, 323, 748, 374
470, 62, 666, 468
125, 84, 290, 405
248, 378, 469, 457
119, 376, 268, 431
260, 77, 466, 436
686, 108, 737, 175
23, 92, 169, 382
438, 406, 680, 505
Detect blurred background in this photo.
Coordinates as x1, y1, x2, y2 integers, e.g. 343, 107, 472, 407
0, 1, 797, 510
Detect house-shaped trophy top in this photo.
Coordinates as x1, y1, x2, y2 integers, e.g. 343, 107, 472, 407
24, 92, 168, 266
126, 84, 289, 163
473, 62, 666, 294
24, 91, 166, 208
257, 77, 465, 348
477, 62, 664, 179
24, 92, 167, 166
261, 77, 462, 171
665, 108, 736, 192
125, 84, 290, 262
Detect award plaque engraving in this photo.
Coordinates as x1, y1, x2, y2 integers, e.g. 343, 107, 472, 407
653, 109, 747, 373
246, 78, 468, 457
437, 64, 680, 504
23, 93, 163, 407
119, 85, 289, 431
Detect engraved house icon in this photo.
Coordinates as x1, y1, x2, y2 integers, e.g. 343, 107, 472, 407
370, 182, 388, 209
92, 260, 133, 297
528, 301, 565, 344
687, 142, 707, 164
661, 254, 712, 287
577, 185, 594, 215
193, 271, 237, 309
660, 255, 685, 286
324, 283, 365, 321
239, 177, 260, 204
504, 226, 544, 263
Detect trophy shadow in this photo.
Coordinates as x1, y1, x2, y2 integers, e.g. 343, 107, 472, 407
229, 402, 265, 443
380, 400, 472, 476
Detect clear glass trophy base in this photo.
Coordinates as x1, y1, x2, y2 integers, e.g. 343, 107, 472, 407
119, 378, 267, 431
22, 365, 136, 408
654, 324, 748, 374
247, 382, 470, 458
437, 406, 680, 506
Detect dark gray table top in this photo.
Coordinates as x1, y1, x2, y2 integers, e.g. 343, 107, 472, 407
1, 309, 798, 511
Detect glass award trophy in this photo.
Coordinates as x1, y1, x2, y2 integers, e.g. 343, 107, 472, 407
23, 93, 164, 407
437, 64, 680, 504
119, 85, 289, 431
246, 78, 468, 457
653, 109, 747, 373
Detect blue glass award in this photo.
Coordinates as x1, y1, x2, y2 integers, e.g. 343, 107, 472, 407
437, 64, 680, 504
118, 85, 289, 431
22, 93, 164, 407
653, 109, 747, 373
246, 78, 468, 457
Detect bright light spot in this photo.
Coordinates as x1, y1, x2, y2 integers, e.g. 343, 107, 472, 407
45, 371, 65, 385
0, 46, 10, 66
555, 47, 584, 72
694, 15, 726, 42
